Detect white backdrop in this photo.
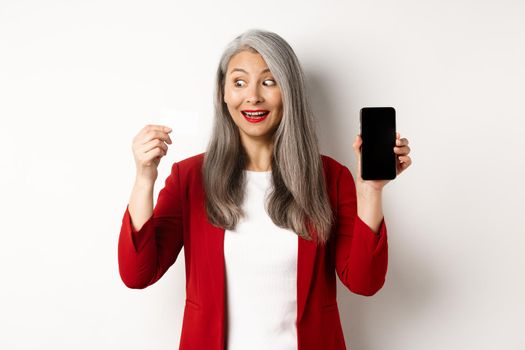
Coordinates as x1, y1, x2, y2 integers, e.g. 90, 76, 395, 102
1, 0, 524, 349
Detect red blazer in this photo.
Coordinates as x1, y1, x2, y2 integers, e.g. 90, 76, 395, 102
118, 152, 388, 350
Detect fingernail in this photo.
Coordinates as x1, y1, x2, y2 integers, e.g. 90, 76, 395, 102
165, 126, 172, 131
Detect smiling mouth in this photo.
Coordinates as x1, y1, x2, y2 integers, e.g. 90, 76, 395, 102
241, 111, 270, 118
241, 111, 270, 123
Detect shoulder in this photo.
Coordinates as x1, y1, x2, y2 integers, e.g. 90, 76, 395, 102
320, 153, 348, 174
167, 152, 205, 183
176, 152, 205, 169
320, 153, 355, 188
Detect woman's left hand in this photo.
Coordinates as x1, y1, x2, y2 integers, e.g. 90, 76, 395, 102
352, 132, 412, 192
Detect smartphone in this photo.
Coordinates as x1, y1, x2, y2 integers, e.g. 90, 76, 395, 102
359, 107, 397, 180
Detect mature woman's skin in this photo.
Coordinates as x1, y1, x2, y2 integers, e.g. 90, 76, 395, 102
353, 132, 412, 234
223, 50, 413, 235
223, 50, 283, 172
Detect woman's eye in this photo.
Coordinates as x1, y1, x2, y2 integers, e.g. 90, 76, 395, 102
234, 79, 246, 87
233, 79, 276, 87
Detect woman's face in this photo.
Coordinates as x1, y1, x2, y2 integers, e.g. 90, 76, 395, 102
223, 50, 283, 144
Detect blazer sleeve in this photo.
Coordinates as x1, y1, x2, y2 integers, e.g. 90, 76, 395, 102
118, 162, 184, 289
334, 165, 388, 296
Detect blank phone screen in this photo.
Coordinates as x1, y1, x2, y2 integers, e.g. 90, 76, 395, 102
360, 107, 397, 180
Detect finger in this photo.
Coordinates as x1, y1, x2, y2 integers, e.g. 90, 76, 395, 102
142, 141, 168, 157
143, 146, 166, 163
398, 155, 411, 163
141, 124, 172, 135
397, 137, 409, 145
138, 125, 172, 144
394, 145, 410, 154
400, 158, 411, 168
142, 138, 169, 154
354, 136, 362, 156
142, 129, 173, 145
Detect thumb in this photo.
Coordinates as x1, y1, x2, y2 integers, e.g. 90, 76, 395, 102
353, 134, 362, 158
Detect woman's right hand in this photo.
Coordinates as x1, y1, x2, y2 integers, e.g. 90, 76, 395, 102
132, 124, 173, 183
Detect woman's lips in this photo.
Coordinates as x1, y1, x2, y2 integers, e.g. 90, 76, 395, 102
242, 111, 270, 123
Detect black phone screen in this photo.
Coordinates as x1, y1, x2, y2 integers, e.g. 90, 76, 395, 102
360, 107, 397, 180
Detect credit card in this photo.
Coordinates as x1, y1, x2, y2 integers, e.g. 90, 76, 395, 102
149, 109, 200, 135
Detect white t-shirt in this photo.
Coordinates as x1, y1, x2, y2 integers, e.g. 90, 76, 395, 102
224, 170, 299, 350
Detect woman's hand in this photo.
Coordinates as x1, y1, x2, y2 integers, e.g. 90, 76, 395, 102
132, 124, 173, 183
352, 132, 412, 192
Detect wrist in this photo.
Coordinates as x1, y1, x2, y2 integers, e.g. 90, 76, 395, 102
134, 177, 155, 190
357, 183, 382, 199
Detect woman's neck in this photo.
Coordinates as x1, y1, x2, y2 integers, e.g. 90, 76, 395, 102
241, 137, 273, 172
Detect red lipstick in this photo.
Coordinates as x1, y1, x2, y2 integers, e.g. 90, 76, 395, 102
241, 110, 270, 123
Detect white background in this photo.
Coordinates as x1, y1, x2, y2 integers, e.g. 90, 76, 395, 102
1, 0, 524, 349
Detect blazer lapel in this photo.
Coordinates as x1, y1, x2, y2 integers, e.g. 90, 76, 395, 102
297, 233, 318, 323
203, 222, 227, 349
204, 224, 225, 311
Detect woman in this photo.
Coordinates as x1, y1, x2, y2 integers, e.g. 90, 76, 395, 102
118, 29, 412, 350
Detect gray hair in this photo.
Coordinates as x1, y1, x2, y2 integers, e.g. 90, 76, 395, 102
203, 28, 334, 245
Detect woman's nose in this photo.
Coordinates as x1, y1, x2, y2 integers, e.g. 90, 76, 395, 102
246, 85, 263, 104
247, 96, 263, 104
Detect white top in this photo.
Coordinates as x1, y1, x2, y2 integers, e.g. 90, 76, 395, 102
224, 170, 298, 350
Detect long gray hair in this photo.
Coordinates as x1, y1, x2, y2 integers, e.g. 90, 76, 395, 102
203, 28, 334, 245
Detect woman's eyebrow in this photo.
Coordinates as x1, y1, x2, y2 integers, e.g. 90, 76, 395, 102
230, 68, 271, 74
